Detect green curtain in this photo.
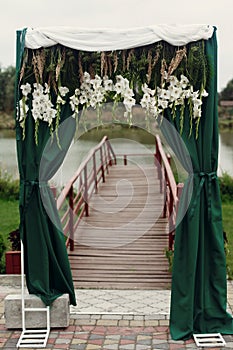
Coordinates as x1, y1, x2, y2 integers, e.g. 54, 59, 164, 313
161, 28, 233, 340
15, 30, 76, 306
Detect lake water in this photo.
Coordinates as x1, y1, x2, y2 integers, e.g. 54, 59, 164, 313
0, 127, 232, 185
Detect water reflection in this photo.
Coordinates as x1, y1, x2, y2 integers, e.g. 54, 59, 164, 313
0, 128, 232, 180
219, 131, 233, 175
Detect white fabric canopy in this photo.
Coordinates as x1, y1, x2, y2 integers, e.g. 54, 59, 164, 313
25, 24, 214, 51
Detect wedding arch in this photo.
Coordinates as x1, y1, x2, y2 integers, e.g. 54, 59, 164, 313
15, 25, 233, 340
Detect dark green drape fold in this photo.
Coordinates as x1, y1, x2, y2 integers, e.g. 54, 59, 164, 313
161, 28, 233, 340
15, 29, 76, 306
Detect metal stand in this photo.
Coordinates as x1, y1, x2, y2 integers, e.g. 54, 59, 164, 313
193, 333, 226, 348
16, 240, 50, 348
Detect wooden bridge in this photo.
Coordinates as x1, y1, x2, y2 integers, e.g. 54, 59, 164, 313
56, 135, 183, 289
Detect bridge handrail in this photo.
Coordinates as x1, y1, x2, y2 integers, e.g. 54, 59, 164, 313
56, 135, 116, 250
155, 135, 183, 250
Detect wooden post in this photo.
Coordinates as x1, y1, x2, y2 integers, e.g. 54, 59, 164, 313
104, 142, 109, 174
176, 182, 184, 213
93, 153, 98, 193
106, 140, 112, 166
69, 186, 74, 251
124, 155, 127, 166
163, 184, 167, 218
100, 148, 105, 183
155, 138, 162, 186
84, 165, 89, 216
167, 154, 171, 165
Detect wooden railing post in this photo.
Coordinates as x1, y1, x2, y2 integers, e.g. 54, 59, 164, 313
56, 136, 118, 253
107, 140, 117, 165
93, 153, 97, 193
176, 182, 184, 212
124, 155, 127, 166
100, 147, 105, 183
155, 137, 162, 165
167, 154, 171, 165
106, 139, 112, 166
84, 165, 89, 216
69, 185, 74, 251
163, 183, 167, 218
103, 142, 109, 174
155, 137, 162, 192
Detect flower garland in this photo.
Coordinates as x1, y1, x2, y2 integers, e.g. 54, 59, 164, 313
18, 71, 208, 143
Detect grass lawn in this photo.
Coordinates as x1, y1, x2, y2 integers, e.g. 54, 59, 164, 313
222, 202, 233, 279
0, 198, 19, 250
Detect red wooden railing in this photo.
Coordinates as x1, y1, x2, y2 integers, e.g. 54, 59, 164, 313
155, 135, 183, 250
55, 134, 182, 252
56, 136, 116, 251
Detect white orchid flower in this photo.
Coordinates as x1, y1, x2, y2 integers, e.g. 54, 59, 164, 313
104, 79, 114, 91
83, 72, 91, 83
20, 83, 31, 97
91, 77, 102, 90
158, 88, 171, 100
80, 95, 88, 105
124, 96, 136, 108
180, 75, 189, 89
168, 86, 182, 101
57, 95, 66, 105
31, 109, 40, 121
33, 83, 44, 93
59, 86, 69, 97
193, 106, 202, 118
114, 82, 124, 94
168, 75, 179, 87
201, 89, 208, 97
193, 98, 202, 107
158, 99, 168, 109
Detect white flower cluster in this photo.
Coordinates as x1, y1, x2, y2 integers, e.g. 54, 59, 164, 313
140, 72, 208, 120
70, 72, 109, 113
19, 83, 69, 127
69, 72, 135, 121
18, 72, 208, 134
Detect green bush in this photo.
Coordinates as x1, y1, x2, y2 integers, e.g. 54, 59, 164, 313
0, 169, 19, 200
219, 172, 233, 203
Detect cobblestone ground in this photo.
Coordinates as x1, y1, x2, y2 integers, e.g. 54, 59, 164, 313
1, 281, 233, 349
1, 314, 233, 350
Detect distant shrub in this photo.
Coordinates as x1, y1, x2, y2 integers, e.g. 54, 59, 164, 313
0, 169, 19, 200
219, 172, 233, 203
8, 228, 20, 251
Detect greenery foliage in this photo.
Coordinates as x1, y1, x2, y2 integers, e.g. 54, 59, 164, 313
20, 41, 207, 95
0, 169, 19, 200
8, 228, 20, 251
219, 172, 233, 203
219, 78, 233, 101
0, 66, 15, 114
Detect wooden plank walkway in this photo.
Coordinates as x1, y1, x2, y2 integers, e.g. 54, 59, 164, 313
68, 164, 171, 289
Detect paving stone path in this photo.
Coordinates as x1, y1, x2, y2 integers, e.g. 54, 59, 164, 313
1, 281, 233, 349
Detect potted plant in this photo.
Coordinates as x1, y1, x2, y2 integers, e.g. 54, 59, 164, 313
5, 228, 21, 274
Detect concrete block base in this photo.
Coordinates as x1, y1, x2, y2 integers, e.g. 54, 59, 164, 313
4, 294, 70, 329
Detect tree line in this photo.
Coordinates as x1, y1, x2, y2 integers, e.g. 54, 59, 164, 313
0, 65, 233, 116
0, 66, 15, 114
